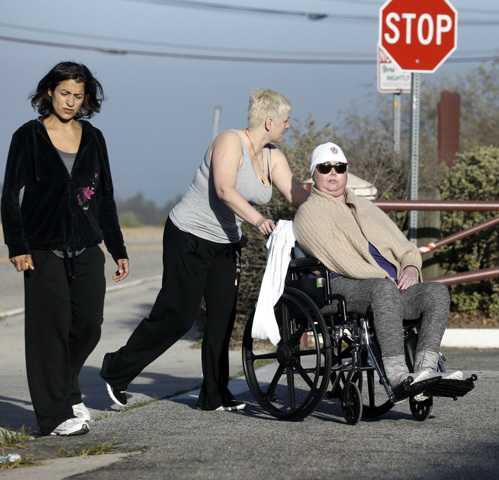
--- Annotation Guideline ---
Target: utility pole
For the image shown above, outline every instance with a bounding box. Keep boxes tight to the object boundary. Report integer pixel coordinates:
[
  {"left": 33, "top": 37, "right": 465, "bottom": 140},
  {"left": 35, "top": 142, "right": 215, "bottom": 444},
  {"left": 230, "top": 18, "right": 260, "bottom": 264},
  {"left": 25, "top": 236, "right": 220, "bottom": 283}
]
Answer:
[{"left": 212, "top": 105, "right": 222, "bottom": 140}]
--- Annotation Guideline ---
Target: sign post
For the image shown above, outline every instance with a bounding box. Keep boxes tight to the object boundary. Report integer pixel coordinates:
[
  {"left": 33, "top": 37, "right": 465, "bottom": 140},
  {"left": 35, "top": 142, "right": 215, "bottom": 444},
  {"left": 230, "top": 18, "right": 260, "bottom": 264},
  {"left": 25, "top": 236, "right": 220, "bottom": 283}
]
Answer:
[
  {"left": 379, "top": 0, "right": 458, "bottom": 243},
  {"left": 377, "top": 46, "right": 410, "bottom": 154},
  {"left": 409, "top": 73, "right": 421, "bottom": 240}
]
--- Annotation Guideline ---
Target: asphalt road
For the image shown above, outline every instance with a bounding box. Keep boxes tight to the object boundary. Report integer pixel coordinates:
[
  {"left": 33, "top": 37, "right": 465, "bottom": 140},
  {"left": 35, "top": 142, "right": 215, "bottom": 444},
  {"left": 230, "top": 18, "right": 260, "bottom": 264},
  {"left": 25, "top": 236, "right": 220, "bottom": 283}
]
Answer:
[
  {"left": 18, "top": 348, "right": 496, "bottom": 480},
  {"left": 1, "top": 229, "right": 498, "bottom": 479},
  {"left": 0, "top": 227, "right": 164, "bottom": 312}
]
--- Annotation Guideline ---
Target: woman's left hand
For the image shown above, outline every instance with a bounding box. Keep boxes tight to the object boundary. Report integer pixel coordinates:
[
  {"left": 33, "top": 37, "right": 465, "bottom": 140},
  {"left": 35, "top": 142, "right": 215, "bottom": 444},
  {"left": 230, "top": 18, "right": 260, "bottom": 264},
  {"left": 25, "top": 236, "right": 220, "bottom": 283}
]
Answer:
[
  {"left": 397, "top": 266, "right": 419, "bottom": 291},
  {"left": 113, "top": 259, "right": 129, "bottom": 283}
]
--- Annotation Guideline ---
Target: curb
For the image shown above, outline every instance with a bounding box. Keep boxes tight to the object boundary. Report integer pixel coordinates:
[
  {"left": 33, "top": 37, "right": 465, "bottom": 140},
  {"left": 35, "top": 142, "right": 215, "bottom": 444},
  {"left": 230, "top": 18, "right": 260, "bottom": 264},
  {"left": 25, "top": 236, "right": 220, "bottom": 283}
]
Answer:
[
  {"left": 442, "top": 328, "right": 499, "bottom": 349},
  {"left": 0, "top": 275, "right": 162, "bottom": 321}
]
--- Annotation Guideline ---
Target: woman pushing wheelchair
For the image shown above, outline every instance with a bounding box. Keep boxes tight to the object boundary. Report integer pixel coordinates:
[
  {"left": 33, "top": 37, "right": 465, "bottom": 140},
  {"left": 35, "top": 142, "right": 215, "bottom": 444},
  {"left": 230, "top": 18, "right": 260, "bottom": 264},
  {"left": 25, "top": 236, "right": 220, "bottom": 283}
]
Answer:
[{"left": 293, "top": 142, "right": 463, "bottom": 394}]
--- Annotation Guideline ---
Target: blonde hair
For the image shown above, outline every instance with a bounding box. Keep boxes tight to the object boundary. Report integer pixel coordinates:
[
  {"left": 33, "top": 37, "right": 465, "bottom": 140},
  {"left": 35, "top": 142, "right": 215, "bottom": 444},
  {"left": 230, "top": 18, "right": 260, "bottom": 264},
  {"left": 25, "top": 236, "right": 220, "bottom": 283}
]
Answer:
[{"left": 248, "top": 89, "right": 291, "bottom": 128}]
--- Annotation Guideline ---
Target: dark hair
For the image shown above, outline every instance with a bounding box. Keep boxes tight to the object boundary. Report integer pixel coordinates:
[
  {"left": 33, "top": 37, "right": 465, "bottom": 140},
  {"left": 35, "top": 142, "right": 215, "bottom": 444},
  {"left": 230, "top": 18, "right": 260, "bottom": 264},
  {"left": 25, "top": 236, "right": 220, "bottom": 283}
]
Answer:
[{"left": 30, "top": 61, "right": 104, "bottom": 119}]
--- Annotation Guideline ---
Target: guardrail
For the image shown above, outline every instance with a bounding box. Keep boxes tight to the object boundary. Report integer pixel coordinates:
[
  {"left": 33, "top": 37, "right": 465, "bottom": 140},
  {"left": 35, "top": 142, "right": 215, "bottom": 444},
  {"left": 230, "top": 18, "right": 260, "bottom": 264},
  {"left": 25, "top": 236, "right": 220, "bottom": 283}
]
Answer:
[{"left": 373, "top": 200, "right": 499, "bottom": 285}]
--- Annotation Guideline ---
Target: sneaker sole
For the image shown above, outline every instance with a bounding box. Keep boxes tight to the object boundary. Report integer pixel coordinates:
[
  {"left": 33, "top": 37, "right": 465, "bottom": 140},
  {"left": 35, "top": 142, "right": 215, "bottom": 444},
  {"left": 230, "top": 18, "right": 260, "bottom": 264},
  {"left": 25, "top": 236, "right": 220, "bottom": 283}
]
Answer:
[
  {"left": 214, "top": 403, "right": 246, "bottom": 412},
  {"left": 105, "top": 383, "right": 127, "bottom": 407},
  {"left": 50, "top": 423, "right": 89, "bottom": 436}
]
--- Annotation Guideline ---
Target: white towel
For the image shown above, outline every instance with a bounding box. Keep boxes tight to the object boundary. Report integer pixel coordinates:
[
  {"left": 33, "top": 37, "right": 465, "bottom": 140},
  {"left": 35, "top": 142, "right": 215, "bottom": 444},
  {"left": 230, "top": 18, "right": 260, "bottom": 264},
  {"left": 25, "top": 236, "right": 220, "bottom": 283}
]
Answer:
[{"left": 252, "top": 220, "right": 296, "bottom": 345}]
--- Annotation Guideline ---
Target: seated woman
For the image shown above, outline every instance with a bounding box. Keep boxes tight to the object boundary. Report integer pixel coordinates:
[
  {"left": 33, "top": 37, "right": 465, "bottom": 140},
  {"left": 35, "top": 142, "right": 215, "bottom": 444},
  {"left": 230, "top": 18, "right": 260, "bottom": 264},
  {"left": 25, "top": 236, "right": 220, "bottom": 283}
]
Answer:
[{"left": 293, "top": 142, "right": 462, "bottom": 390}]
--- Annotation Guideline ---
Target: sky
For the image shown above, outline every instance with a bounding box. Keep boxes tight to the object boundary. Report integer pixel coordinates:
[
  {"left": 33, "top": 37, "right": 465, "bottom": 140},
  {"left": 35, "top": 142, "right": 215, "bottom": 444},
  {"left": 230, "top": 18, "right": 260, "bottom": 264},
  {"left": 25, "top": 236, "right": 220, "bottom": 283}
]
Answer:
[{"left": 1, "top": 0, "right": 498, "bottom": 204}]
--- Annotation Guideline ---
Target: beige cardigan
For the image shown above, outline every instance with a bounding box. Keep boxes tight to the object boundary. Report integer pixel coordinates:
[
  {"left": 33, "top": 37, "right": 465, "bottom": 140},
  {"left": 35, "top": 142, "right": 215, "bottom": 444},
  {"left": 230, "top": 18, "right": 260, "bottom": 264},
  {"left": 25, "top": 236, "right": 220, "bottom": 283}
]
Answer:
[{"left": 293, "top": 187, "right": 422, "bottom": 281}]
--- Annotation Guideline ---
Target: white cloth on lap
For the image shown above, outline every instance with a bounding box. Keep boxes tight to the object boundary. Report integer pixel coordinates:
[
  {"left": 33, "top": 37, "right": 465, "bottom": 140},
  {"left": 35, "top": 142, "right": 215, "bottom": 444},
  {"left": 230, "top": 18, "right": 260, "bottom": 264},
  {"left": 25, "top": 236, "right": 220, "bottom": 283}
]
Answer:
[{"left": 252, "top": 220, "right": 296, "bottom": 345}]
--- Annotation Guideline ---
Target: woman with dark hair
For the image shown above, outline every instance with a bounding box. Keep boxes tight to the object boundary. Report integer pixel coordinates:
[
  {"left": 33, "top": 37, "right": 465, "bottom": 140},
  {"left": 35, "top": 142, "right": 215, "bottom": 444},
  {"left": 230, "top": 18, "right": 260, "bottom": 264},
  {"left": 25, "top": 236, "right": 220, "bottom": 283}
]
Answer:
[{"left": 1, "top": 61, "right": 129, "bottom": 436}]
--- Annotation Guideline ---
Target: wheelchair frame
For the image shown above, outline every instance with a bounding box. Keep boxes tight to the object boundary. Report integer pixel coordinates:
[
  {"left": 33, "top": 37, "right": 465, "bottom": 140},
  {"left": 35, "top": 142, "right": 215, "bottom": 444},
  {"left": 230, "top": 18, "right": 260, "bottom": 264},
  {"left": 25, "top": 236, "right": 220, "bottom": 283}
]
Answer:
[{"left": 242, "top": 253, "right": 476, "bottom": 424}]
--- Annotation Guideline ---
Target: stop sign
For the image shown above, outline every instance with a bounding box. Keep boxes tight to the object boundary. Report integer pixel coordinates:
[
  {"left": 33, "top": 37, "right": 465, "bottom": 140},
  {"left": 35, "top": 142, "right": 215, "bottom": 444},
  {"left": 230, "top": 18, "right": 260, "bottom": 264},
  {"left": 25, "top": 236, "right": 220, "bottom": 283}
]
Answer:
[{"left": 379, "top": 0, "right": 458, "bottom": 73}]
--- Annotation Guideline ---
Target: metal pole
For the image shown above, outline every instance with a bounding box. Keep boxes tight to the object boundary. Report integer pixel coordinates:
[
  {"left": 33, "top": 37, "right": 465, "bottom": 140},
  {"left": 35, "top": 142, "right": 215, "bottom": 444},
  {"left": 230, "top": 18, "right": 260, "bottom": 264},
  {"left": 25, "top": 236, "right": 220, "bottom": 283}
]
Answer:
[
  {"left": 408, "top": 73, "right": 421, "bottom": 243},
  {"left": 375, "top": 200, "right": 499, "bottom": 211},
  {"left": 393, "top": 92, "right": 401, "bottom": 154},
  {"left": 212, "top": 105, "right": 222, "bottom": 140}
]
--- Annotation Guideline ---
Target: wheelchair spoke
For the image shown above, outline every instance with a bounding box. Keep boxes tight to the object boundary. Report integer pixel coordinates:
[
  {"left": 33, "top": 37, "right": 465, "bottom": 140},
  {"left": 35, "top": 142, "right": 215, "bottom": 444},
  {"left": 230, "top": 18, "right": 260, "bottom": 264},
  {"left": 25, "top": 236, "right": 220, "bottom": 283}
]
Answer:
[
  {"left": 266, "top": 365, "right": 284, "bottom": 399},
  {"left": 287, "top": 370, "right": 296, "bottom": 409},
  {"left": 252, "top": 352, "right": 278, "bottom": 361},
  {"left": 297, "top": 365, "right": 315, "bottom": 389}
]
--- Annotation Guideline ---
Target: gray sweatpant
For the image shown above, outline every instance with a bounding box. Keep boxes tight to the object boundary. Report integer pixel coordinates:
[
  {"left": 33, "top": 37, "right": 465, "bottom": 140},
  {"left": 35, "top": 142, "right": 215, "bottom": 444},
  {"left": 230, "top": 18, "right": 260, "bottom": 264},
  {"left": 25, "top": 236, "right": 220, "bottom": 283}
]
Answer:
[{"left": 330, "top": 277, "right": 449, "bottom": 357}]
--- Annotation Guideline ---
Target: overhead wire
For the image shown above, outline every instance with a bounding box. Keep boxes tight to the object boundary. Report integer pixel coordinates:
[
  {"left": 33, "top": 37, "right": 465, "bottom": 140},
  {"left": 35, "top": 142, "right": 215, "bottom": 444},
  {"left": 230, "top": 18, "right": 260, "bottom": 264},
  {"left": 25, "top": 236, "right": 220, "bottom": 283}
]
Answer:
[
  {"left": 0, "top": 34, "right": 497, "bottom": 65},
  {"left": 0, "top": 21, "right": 373, "bottom": 57},
  {"left": 1, "top": 21, "right": 498, "bottom": 60},
  {"left": 320, "top": 0, "right": 499, "bottom": 15},
  {"left": 124, "top": 0, "right": 499, "bottom": 25}
]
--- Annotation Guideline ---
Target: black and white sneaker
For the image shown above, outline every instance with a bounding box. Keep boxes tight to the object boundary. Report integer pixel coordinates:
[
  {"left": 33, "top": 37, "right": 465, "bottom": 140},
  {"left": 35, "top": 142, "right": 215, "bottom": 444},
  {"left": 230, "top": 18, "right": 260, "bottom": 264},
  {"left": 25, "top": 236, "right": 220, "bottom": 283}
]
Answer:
[
  {"left": 50, "top": 418, "right": 89, "bottom": 436},
  {"left": 215, "top": 400, "right": 246, "bottom": 412},
  {"left": 105, "top": 382, "right": 128, "bottom": 407}
]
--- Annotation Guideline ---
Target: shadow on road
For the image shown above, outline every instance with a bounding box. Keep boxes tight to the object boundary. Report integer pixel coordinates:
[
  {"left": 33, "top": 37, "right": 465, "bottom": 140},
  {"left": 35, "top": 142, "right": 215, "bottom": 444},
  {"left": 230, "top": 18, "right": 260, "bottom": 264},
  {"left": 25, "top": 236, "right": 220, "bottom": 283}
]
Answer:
[{"left": 0, "top": 365, "right": 204, "bottom": 433}]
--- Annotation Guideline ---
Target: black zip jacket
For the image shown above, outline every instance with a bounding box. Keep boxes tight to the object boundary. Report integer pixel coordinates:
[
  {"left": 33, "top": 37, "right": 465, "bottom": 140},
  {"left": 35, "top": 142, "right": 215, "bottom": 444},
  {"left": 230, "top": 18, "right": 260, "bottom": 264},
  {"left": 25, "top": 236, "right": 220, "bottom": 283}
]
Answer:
[{"left": 1, "top": 119, "right": 127, "bottom": 261}]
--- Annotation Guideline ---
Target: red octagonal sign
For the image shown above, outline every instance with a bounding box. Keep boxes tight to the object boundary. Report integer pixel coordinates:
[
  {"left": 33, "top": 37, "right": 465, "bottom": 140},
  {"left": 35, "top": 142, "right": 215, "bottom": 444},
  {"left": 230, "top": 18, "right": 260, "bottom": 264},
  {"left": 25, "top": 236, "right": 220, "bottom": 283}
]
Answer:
[{"left": 379, "top": 0, "right": 458, "bottom": 73}]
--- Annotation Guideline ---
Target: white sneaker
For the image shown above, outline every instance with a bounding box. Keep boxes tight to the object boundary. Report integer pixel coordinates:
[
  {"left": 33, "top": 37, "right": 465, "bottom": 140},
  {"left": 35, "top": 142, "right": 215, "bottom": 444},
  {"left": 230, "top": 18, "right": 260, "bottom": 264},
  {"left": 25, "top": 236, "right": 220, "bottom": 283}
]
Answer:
[
  {"left": 442, "top": 370, "right": 464, "bottom": 381},
  {"left": 72, "top": 402, "right": 91, "bottom": 422},
  {"left": 50, "top": 418, "right": 89, "bottom": 436},
  {"left": 413, "top": 369, "right": 464, "bottom": 401}
]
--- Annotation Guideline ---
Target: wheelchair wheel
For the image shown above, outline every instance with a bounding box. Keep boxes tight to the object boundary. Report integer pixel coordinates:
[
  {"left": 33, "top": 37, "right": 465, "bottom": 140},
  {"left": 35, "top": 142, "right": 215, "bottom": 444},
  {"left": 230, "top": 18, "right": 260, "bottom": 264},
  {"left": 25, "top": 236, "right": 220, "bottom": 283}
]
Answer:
[
  {"left": 242, "top": 287, "right": 332, "bottom": 420},
  {"left": 409, "top": 396, "right": 433, "bottom": 421},
  {"left": 331, "top": 370, "right": 393, "bottom": 420},
  {"left": 341, "top": 382, "right": 362, "bottom": 425}
]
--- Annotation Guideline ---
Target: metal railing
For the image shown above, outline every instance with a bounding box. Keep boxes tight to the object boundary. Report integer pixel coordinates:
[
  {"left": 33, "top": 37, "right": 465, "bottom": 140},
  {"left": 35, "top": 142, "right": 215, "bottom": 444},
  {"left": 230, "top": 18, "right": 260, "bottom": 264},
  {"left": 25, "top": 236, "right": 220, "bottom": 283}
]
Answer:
[{"left": 373, "top": 200, "right": 499, "bottom": 285}]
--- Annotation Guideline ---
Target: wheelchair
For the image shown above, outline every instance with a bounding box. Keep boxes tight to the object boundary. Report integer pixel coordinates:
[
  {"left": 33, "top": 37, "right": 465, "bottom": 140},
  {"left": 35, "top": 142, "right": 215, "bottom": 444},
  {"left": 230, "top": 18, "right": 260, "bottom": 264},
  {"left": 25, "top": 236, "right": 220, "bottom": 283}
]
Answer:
[{"left": 242, "top": 247, "right": 477, "bottom": 424}]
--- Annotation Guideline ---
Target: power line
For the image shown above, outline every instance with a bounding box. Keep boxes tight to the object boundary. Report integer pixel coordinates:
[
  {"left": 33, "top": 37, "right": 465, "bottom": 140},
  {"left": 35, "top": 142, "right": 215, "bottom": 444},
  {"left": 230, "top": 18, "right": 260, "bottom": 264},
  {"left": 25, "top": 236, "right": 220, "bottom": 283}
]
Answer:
[
  {"left": 1, "top": 34, "right": 497, "bottom": 65},
  {"left": 125, "top": 0, "right": 499, "bottom": 25},
  {"left": 1, "top": 21, "right": 498, "bottom": 59},
  {"left": 321, "top": 0, "right": 499, "bottom": 15},
  {"left": 126, "top": 0, "right": 332, "bottom": 21},
  {"left": 0, "top": 21, "right": 372, "bottom": 57}
]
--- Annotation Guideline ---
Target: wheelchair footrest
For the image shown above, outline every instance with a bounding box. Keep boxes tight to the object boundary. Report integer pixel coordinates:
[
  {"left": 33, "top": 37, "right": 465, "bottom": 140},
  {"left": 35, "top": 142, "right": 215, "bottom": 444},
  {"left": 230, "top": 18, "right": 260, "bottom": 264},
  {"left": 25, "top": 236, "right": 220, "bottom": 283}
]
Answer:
[
  {"left": 392, "top": 376, "right": 441, "bottom": 403},
  {"left": 423, "top": 375, "right": 477, "bottom": 399}
]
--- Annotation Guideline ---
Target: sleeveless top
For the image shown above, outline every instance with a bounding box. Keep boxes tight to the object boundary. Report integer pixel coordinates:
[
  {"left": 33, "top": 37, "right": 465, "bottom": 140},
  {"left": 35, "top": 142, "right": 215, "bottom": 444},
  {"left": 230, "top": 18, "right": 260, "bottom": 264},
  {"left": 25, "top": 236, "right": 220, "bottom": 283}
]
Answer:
[{"left": 169, "top": 131, "right": 273, "bottom": 243}]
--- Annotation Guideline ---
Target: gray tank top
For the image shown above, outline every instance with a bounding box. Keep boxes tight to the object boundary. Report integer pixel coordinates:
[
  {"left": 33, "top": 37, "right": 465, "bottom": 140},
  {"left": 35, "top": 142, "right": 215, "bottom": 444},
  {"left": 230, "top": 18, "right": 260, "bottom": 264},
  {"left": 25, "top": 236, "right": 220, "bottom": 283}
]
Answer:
[
  {"left": 52, "top": 148, "right": 85, "bottom": 258},
  {"left": 169, "top": 131, "right": 273, "bottom": 243}
]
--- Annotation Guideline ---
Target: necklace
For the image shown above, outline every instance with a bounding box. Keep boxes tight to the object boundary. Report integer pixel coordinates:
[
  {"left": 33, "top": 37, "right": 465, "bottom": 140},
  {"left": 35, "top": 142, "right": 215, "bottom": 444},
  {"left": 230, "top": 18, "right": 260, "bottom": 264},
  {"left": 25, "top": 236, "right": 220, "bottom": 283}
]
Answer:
[{"left": 245, "top": 129, "right": 267, "bottom": 185}]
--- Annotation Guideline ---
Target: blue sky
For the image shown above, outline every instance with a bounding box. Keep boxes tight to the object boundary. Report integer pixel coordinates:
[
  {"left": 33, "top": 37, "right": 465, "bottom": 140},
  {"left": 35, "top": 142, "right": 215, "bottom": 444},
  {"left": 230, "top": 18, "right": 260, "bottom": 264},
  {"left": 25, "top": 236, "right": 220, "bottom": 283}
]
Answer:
[{"left": 1, "top": 0, "right": 498, "bottom": 203}]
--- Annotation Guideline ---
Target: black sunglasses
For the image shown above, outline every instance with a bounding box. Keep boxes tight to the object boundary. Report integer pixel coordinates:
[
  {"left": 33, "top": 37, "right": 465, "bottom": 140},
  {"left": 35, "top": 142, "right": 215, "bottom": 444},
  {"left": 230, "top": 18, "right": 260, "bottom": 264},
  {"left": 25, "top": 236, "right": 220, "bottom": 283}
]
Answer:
[{"left": 316, "top": 162, "right": 348, "bottom": 174}]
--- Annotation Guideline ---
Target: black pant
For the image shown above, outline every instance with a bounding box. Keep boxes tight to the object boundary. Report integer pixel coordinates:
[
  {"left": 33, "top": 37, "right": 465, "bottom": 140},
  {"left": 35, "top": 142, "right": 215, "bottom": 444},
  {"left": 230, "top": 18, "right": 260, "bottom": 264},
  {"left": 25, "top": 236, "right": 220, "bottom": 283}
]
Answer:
[
  {"left": 24, "top": 247, "right": 106, "bottom": 435},
  {"left": 101, "top": 219, "right": 238, "bottom": 410}
]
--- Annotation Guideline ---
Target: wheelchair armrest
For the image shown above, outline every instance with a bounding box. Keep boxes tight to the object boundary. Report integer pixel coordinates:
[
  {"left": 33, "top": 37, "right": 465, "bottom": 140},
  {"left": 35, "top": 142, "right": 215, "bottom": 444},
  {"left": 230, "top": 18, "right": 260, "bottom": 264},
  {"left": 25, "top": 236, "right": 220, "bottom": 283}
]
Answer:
[{"left": 288, "top": 256, "right": 323, "bottom": 269}]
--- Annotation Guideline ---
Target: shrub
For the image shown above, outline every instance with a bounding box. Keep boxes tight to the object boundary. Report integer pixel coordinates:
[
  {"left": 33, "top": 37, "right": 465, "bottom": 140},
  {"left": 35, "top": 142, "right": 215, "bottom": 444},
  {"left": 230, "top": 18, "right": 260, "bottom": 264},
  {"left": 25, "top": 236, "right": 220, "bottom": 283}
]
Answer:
[{"left": 436, "top": 146, "right": 499, "bottom": 316}]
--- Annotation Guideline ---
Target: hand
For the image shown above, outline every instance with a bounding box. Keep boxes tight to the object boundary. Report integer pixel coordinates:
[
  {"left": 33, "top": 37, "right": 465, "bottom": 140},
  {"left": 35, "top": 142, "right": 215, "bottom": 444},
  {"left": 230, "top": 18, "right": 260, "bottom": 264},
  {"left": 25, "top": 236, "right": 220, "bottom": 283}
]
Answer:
[
  {"left": 113, "top": 259, "right": 129, "bottom": 283},
  {"left": 302, "top": 181, "right": 313, "bottom": 194},
  {"left": 397, "top": 266, "right": 419, "bottom": 291},
  {"left": 9, "top": 254, "right": 34, "bottom": 272},
  {"left": 255, "top": 217, "right": 276, "bottom": 236}
]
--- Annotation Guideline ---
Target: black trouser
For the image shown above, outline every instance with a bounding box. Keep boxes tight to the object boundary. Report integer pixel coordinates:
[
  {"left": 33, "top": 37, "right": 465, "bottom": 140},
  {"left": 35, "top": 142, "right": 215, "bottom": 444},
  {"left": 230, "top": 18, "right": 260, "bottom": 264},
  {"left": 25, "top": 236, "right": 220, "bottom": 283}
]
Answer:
[
  {"left": 101, "top": 219, "right": 238, "bottom": 410},
  {"left": 24, "top": 247, "right": 106, "bottom": 435}
]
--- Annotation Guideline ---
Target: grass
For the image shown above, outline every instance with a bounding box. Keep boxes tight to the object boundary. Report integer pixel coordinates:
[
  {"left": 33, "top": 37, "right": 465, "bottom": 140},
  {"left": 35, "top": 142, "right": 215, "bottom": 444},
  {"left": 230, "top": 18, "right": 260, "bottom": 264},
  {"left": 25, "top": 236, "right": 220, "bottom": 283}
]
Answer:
[
  {"left": 0, "top": 427, "right": 37, "bottom": 470},
  {"left": 0, "top": 427, "right": 33, "bottom": 448},
  {"left": 0, "top": 453, "right": 38, "bottom": 470},
  {"left": 57, "top": 442, "right": 115, "bottom": 458},
  {"left": 123, "top": 396, "right": 160, "bottom": 412}
]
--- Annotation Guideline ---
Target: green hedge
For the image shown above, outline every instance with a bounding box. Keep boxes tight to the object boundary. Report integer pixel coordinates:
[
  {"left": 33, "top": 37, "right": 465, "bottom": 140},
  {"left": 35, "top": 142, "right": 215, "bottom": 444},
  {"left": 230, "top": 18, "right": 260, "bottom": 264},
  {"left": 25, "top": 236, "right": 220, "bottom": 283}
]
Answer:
[{"left": 436, "top": 146, "right": 499, "bottom": 316}]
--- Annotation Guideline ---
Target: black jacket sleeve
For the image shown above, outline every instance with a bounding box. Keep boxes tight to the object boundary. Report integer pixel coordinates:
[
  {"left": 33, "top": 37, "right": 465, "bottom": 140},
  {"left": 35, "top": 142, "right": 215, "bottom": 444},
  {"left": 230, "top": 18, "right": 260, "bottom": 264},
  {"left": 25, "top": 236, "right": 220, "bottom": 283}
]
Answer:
[
  {"left": 94, "top": 129, "right": 128, "bottom": 262},
  {"left": 1, "top": 130, "right": 30, "bottom": 257}
]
